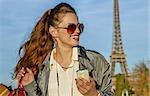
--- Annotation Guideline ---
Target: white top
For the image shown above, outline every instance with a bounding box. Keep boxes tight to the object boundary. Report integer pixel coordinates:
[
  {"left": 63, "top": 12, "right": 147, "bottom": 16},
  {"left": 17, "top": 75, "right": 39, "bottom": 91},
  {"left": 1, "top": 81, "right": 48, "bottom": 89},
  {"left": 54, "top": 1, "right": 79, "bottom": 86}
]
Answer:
[{"left": 48, "top": 47, "right": 83, "bottom": 96}]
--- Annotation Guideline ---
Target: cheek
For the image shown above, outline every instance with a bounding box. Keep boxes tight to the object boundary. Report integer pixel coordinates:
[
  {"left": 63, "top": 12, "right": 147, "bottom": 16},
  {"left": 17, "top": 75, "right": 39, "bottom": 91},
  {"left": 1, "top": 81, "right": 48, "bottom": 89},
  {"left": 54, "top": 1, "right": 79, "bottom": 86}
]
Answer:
[
  {"left": 58, "top": 29, "right": 79, "bottom": 43},
  {"left": 58, "top": 31, "right": 71, "bottom": 41},
  {"left": 58, "top": 29, "right": 67, "bottom": 37}
]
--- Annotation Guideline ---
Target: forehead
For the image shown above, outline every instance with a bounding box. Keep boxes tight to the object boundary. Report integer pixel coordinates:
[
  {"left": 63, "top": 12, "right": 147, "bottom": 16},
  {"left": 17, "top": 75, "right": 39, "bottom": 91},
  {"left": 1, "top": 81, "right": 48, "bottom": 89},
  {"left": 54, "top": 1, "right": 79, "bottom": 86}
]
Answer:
[{"left": 59, "top": 13, "right": 78, "bottom": 25}]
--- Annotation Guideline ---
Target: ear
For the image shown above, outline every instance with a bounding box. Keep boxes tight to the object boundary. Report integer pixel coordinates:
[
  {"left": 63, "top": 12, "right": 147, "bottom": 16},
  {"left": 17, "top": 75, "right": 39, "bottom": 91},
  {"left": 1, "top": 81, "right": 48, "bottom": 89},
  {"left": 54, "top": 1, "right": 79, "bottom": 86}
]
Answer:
[{"left": 49, "top": 26, "right": 59, "bottom": 38}]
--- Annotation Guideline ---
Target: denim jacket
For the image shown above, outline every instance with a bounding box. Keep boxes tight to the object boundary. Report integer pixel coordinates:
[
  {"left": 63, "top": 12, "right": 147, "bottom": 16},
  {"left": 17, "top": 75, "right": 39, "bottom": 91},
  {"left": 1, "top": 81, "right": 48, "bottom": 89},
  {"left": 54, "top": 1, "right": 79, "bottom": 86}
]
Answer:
[{"left": 24, "top": 46, "right": 114, "bottom": 96}]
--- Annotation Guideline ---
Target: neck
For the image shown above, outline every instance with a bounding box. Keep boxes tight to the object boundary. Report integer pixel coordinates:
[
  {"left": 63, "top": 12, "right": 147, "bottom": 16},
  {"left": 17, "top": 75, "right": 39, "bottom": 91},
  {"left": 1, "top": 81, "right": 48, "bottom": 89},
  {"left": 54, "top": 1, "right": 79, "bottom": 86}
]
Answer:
[{"left": 55, "top": 46, "right": 73, "bottom": 68}]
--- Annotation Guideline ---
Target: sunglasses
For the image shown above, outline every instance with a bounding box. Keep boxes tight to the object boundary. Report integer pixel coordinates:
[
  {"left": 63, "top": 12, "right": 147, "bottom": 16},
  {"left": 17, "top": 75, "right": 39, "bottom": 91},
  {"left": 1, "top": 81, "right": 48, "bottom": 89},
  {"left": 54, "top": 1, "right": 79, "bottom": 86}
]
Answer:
[{"left": 56, "top": 23, "right": 84, "bottom": 34}]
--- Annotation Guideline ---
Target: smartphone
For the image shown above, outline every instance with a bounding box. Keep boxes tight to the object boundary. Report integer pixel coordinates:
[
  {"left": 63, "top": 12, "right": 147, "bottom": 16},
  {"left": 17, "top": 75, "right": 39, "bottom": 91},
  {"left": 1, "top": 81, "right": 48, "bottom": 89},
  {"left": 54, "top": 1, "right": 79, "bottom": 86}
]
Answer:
[{"left": 76, "top": 69, "right": 90, "bottom": 82}]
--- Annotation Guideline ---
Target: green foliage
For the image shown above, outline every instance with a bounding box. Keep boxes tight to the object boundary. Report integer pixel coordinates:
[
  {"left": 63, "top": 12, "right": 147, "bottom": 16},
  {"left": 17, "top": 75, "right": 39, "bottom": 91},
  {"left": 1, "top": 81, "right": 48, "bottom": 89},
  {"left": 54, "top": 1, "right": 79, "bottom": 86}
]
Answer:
[{"left": 115, "top": 74, "right": 131, "bottom": 96}]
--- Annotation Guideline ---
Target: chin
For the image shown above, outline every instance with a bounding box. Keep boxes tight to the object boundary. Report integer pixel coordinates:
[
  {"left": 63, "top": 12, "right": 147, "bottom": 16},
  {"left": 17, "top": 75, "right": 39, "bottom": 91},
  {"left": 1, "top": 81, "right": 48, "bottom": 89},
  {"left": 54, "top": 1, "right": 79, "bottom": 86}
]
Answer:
[{"left": 70, "top": 42, "right": 79, "bottom": 47}]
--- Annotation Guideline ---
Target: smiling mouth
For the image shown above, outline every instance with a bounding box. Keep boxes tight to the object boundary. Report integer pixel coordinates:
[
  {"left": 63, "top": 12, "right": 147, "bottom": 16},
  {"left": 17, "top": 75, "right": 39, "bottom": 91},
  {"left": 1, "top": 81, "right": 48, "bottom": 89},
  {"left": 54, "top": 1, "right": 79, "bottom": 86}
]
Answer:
[
  {"left": 72, "top": 36, "right": 79, "bottom": 41},
  {"left": 73, "top": 37, "right": 79, "bottom": 41}
]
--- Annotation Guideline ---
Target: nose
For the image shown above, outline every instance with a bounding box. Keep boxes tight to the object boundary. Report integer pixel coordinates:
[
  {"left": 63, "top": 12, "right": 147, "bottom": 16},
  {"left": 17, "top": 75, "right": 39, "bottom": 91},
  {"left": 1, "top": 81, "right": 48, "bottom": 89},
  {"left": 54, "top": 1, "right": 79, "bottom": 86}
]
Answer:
[{"left": 74, "top": 26, "right": 80, "bottom": 34}]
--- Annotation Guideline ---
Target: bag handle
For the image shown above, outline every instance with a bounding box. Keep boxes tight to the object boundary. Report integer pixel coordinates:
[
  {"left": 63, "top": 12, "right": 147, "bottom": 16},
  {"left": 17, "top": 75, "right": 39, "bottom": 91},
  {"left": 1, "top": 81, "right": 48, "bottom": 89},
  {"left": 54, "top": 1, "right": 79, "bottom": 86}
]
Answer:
[{"left": 8, "top": 79, "right": 26, "bottom": 96}]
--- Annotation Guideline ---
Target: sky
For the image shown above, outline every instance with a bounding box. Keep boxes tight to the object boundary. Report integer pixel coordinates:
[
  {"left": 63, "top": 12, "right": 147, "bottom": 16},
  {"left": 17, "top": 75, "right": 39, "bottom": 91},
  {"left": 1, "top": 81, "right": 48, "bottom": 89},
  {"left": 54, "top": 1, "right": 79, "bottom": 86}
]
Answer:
[{"left": 0, "top": 0, "right": 149, "bottom": 86}]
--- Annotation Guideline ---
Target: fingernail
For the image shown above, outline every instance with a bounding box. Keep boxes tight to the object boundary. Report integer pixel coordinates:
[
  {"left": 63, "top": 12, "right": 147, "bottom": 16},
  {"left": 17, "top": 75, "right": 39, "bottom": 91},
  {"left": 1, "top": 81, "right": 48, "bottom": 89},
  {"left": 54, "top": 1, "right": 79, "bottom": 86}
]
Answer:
[{"left": 26, "top": 67, "right": 28, "bottom": 69}]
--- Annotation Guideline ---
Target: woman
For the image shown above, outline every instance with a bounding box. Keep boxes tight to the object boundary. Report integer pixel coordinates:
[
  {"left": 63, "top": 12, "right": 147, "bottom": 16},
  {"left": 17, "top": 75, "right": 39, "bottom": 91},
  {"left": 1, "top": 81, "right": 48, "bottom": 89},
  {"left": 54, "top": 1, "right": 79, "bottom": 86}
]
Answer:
[{"left": 15, "top": 2, "right": 114, "bottom": 96}]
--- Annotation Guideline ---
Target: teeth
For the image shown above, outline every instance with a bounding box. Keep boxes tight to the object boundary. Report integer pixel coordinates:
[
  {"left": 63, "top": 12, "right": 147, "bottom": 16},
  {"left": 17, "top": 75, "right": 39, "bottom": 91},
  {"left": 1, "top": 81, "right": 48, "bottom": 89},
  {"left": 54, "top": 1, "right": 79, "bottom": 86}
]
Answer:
[
  {"left": 73, "top": 37, "right": 79, "bottom": 41},
  {"left": 72, "top": 35, "right": 79, "bottom": 41},
  {"left": 73, "top": 36, "right": 79, "bottom": 38},
  {"left": 73, "top": 36, "right": 78, "bottom": 39}
]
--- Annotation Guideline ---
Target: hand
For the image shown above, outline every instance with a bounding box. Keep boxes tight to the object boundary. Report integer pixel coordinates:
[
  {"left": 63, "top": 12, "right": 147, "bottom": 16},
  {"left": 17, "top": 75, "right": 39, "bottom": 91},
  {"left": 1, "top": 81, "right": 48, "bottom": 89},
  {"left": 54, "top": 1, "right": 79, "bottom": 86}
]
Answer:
[
  {"left": 75, "top": 77, "right": 99, "bottom": 96},
  {"left": 16, "top": 67, "right": 34, "bottom": 86}
]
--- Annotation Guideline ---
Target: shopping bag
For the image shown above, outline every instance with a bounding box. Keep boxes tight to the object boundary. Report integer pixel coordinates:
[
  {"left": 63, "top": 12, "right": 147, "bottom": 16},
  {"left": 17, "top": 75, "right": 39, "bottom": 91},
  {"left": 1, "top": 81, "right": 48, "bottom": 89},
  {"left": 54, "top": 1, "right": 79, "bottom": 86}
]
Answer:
[
  {"left": 8, "top": 79, "right": 27, "bottom": 96},
  {"left": 0, "top": 83, "right": 11, "bottom": 96}
]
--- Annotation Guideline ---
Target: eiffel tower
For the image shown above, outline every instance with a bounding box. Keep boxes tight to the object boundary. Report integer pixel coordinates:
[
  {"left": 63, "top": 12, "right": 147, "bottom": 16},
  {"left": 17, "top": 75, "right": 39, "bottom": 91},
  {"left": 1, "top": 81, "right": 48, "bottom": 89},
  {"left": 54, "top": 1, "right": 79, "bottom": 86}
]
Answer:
[{"left": 110, "top": 0, "right": 128, "bottom": 76}]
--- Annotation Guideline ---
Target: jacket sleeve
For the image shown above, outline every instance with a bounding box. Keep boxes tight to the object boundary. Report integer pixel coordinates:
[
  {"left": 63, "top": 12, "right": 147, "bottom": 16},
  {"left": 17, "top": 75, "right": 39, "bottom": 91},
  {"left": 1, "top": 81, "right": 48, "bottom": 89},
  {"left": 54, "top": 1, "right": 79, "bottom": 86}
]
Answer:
[
  {"left": 86, "top": 50, "right": 114, "bottom": 96},
  {"left": 95, "top": 53, "right": 114, "bottom": 96},
  {"left": 24, "top": 80, "right": 37, "bottom": 96},
  {"left": 24, "top": 79, "right": 42, "bottom": 96}
]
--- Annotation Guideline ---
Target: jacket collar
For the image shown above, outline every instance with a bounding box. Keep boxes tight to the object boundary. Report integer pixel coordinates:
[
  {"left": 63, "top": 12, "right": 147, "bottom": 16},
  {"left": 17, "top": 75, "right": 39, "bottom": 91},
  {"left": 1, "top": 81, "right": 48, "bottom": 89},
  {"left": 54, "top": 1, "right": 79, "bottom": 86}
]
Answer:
[
  {"left": 78, "top": 46, "right": 94, "bottom": 72},
  {"left": 39, "top": 45, "right": 93, "bottom": 72}
]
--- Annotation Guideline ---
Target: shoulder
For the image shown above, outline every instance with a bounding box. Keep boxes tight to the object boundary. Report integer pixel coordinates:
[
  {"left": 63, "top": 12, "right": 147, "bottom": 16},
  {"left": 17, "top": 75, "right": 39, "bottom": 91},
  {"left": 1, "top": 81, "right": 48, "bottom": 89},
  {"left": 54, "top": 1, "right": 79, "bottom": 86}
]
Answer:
[
  {"left": 78, "top": 46, "right": 107, "bottom": 61},
  {"left": 86, "top": 49, "right": 106, "bottom": 60},
  {"left": 87, "top": 50, "right": 109, "bottom": 66},
  {"left": 78, "top": 45, "right": 110, "bottom": 67}
]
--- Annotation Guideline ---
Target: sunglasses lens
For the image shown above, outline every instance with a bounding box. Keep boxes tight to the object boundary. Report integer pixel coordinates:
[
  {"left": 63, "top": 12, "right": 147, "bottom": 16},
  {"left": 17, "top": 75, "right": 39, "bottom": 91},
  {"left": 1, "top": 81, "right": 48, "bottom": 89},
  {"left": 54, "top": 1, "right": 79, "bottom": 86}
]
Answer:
[
  {"left": 67, "top": 24, "right": 76, "bottom": 34},
  {"left": 79, "top": 24, "right": 84, "bottom": 33},
  {"left": 67, "top": 23, "right": 84, "bottom": 34}
]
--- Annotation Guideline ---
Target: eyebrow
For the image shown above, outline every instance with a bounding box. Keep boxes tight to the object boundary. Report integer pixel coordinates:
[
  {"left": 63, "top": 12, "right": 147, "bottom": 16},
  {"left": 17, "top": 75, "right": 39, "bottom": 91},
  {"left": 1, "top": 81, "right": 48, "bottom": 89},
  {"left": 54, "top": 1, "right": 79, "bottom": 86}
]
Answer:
[{"left": 65, "top": 22, "right": 79, "bottom": 26}]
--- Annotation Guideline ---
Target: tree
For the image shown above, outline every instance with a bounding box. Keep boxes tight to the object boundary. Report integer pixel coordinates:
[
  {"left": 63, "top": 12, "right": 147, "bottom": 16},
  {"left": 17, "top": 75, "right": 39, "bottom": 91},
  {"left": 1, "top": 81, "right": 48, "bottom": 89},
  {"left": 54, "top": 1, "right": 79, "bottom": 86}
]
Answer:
[
  {"left": 115, "top": 74, "right": 131, "bottom": 96},
  {"left": 132, "top": 61, "right": 149, "bottom": 96}
]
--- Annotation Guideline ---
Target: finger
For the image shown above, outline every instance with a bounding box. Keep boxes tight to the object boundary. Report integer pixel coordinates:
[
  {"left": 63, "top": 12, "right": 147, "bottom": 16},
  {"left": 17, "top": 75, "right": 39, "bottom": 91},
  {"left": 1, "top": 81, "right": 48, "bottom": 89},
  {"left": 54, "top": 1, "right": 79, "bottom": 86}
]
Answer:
[
  {"left": 16, "top": 75, "right": 22, "bottom": 80},
  {"left": 78, "top": 78, "right": 91, "bottom": 88},
  {"left": 81, "top": 78, "right": 95, "bottom": 90},
  {"left": 19, "top": 73, "right": 25, "bottom": 77},
  {"left": 16, "top": 73, "right": 24, "bottom": 81},
  {"left": 16, "top": 67, "right": 27, "bottom": 80},
  {"left": 90, "top": 78, "right": 96, "bottom": 86},
  {"left": 76, "top": 79, "right": 84, "bottom": 86},
  {"left": 20, "top": 67, "right": 26, "bottom": 74},
  {"left": 22, "top": 73, "right": 29, "bottom": 81},
  {"left": 80, "top": 78, "right": 89, "bottom": 83},
  {"left": 76, "top": 79, "right": 89, "bottom": 93},
  {"left": 17, "top": 71, "right": 25, "bottom": 77},
  {"left": 26, "top": 67, "right": 33, "bottom": 74},
  {"left": 16, "top": 68, "right": 25, "bottom": 78},
  {"left": 77, "top": 87, "right": 87, "bottom": 94},
  {"left": 76, "top": 82, "right": 88, "bottom": 94}
]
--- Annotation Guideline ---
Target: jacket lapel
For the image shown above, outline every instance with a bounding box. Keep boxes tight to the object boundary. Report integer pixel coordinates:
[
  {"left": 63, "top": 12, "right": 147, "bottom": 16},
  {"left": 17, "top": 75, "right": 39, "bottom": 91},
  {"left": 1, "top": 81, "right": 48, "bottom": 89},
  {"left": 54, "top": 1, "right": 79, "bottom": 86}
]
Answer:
[{"left": 78, "top": 46, "right": 94, "bottom": 73}]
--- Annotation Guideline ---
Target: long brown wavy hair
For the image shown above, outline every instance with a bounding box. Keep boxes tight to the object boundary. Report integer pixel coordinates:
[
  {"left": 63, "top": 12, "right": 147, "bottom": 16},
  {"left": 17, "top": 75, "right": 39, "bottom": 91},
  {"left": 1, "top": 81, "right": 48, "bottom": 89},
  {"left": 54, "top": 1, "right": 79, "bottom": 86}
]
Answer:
[{"left": 15, "top": 2, "right": 77, "bottom": 76}]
